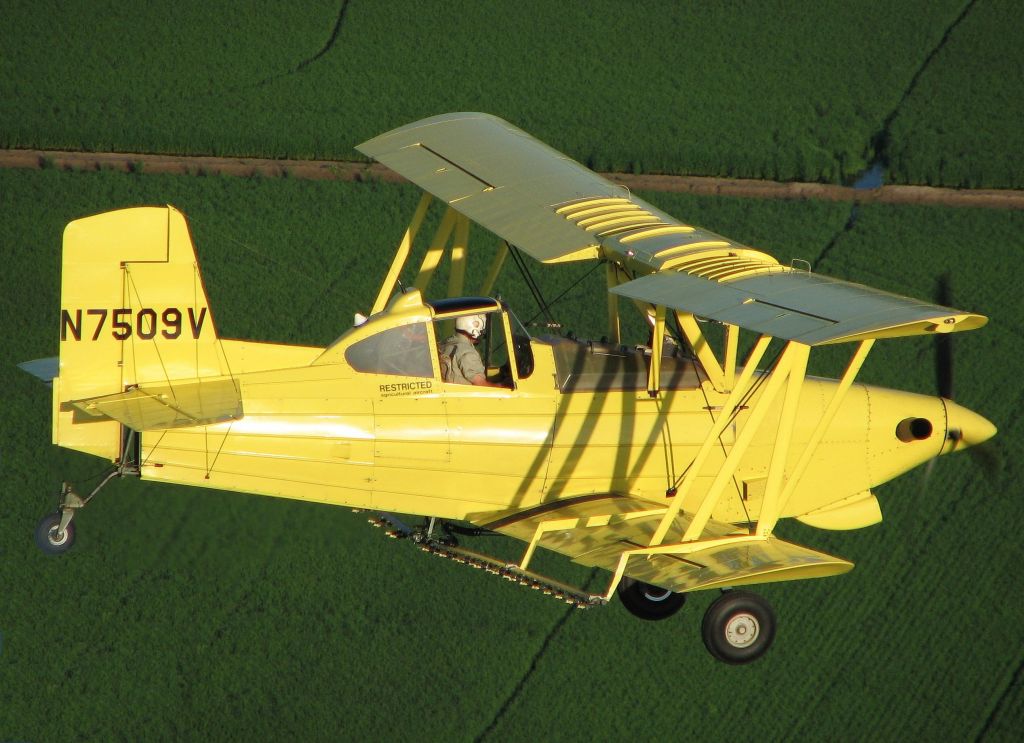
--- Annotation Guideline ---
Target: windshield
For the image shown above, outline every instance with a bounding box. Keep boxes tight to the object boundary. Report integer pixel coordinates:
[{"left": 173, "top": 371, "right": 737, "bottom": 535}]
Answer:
[{"left": 504, "top": 306, "right": 534, "bottom": 379}]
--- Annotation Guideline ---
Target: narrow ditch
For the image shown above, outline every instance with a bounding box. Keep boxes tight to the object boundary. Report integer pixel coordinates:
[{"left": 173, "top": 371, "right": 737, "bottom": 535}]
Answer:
[
  {"left": 3, "top": 148, "right": 1021, "bottom": 210},
  {"left": 858, "top": 0, "right": 978, "bottom": 188},
  {"left": 474, "top": 569, "right": 599, "bottom": 742}
]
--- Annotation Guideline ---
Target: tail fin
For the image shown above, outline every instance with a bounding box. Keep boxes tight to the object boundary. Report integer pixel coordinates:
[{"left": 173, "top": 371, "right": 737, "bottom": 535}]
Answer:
[{"left": 55, "top": 206, "right": 231, "bottom": 459}]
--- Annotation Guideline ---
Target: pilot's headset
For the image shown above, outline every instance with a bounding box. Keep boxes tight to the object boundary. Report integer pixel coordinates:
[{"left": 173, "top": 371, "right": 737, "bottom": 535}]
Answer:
[{"left": 456, "top": 314, "right": 487, "bottom": 339}]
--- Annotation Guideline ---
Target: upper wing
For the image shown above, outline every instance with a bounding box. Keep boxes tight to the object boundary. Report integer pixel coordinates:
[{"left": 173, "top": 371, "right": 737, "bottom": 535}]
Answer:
[
  {"left": 67, "top": 378, "right": 242, "bottom": 431},
  {"left": 609, "top": 269, "right": 987, "bottom": 345},
  {"left": 358, "top": 112, "right": 986, "bottom": 344},
  {"left": 358, "top": 112, "right": 681, "bottom": 264},
  {"left": 468, "top": 495, "right": 852, "bottom": 594}
]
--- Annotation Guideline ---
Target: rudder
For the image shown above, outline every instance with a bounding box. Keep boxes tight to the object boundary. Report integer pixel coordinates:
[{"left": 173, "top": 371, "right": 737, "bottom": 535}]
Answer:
[{"left": 55, "top": 206, "right": 230, "bottom": 459}]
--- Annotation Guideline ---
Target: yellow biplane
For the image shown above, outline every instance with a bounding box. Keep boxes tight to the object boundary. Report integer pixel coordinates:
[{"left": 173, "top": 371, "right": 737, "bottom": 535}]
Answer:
[{"left": 27, "top": 113, "right": 996, "bottom": 663}]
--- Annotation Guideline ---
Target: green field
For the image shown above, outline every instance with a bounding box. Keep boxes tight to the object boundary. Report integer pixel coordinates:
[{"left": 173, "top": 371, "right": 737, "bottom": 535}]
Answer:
[
  {"left": 1, "top": 168, "right": 1022, "bottom": 740},
  {"left": 3, "top": 1, "right": 1021, "bottom": 188},
  {"left": 886, "top": 0, "right": 1024, "bottom": 188}
]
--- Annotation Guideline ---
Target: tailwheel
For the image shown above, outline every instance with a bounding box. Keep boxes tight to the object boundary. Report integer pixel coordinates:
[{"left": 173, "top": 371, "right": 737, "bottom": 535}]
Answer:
[
  {"left": 35, "top": 513, "right": 76, "bottom": 555},
  {"left": 617, "top": 577, "right": 687, "bottom": 621},
  {"left": 33, "top": 467, "right": 128, "bottom": 556},
  {"left": 701, "top": 590, "right": 776, "bottom": 664}
]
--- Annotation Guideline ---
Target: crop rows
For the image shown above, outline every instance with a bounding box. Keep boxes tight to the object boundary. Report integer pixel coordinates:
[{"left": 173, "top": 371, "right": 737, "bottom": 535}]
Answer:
[
  {"left": 3, "top": 1, "right": 1021, "bottom": 189},
  {"left": 1, "top": 168, "right": 1021, "bottom": 740},
  {"left": 887, "top": 0, "right": 1024, "bottom": 189}
]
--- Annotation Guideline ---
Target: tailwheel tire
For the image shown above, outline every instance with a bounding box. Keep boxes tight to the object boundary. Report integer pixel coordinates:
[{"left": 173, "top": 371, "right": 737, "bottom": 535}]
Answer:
[
  {"left": 617, "top": 577, "right": 687, "bottom": 621},
  {"left": 35, "top": 513, "right": 76, "bottom": 555},
  {"left": 701, "top": 590, "right": 776, "bottom": 664}
]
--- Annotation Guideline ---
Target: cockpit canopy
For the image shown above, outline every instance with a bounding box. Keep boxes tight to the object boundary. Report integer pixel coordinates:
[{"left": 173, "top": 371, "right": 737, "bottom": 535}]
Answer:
[{"left": 548, "top": 338, "right": 700, "bottom": 393}]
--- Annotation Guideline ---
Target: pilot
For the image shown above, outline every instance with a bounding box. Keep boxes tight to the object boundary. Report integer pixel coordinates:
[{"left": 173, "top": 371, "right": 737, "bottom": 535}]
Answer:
[{"left": 438, "top": 314, "right": 500, "bottom": 387}]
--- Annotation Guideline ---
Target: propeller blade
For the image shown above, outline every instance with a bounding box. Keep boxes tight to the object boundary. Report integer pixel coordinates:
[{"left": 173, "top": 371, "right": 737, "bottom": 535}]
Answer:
[{"left": 919, "top": 456, "right": 937, "bottom": 496}]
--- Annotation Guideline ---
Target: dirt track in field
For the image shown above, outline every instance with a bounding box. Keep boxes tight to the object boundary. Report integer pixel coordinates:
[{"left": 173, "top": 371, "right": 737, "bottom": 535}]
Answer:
[{"left": 2, "top": 147, "right": 1022, "bottom": 210}]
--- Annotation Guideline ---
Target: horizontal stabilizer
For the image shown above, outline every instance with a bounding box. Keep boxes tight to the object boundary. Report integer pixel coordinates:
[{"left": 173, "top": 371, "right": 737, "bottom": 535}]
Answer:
[
  {"left": 18, "top": 357, "right": 59, "bottom": 386},
  {"left": 68, "top": 378, "right": 242, "bottom": 431}
]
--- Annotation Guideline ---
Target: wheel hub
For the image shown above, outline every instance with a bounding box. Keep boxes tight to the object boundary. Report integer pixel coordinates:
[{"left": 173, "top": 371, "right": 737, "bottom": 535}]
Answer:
[
  {"left": 643, "top": 587, "right": 672, "bottom": 602},
  {"left": 48, "top": 526, "right": 69, "bottom": 547},
  {"left": 724, "top": 612, "right": 760, "bottom": 648}
]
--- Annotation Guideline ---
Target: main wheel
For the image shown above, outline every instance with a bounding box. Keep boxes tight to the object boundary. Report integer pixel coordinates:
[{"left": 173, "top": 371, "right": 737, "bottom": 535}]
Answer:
[
  {"left": 701, "top": 590, "right": 776, "bottom": 664},
  {"left": 617, "top": 577, "right": 687, "bottom": 620},
  {"left": 35, "top": 513, "right": 76, "bottom": 555}
]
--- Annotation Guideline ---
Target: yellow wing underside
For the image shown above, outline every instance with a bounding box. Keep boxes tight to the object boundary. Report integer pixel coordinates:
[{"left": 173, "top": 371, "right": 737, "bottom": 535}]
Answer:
[{"left": 469, "top": 495, "right": 852, "bottom": 594}]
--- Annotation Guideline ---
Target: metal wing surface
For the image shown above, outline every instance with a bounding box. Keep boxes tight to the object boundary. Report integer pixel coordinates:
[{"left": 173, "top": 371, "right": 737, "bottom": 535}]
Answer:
[
  {"left": 610, "top": 270, "right": 987, "bottom": 345},
  {"left": 68, "top": 378, "right": 242, "bottom": 431},
  {"left": 359, "top": 112, "right": 986, "bottom": 344},
  {"left": 358, "top": 112, "right": 697, "bottom": 264},
  {"left": 470, "top": 496, "right": 852, "bottom": 593}
]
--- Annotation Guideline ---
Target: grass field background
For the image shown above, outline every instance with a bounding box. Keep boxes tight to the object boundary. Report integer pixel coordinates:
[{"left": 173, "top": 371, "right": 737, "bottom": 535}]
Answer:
[
  {"left": 885, "top": 0, "right": 1024, "bottom": 188},
  {"left": 1, "top": 168, "right": 1021, "bottom": 740},
  {"left": 2, "top": 0, "right": 1022, "bottom": 188}
]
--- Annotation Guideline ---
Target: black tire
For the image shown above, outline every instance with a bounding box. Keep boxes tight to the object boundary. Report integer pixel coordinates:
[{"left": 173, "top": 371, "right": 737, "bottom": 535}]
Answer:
[
  {"left": 35, "top": 513, "right": 76, "bottom": 555},
  {"left": 617, "top": 577, "right": 687, "bottom": 620},
  {"left": 701, "top": 590, "right": 776, "bottom": 664}
]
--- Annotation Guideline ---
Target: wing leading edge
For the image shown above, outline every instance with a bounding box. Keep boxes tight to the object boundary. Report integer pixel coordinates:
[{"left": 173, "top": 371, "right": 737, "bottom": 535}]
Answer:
[{"left": 610, "top": 269, "right": 987, "bottom": 345}]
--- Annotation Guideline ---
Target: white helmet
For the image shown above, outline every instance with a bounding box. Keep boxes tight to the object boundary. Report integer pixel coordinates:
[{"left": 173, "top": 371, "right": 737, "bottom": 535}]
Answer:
[{"left": 456, "top": 314, "right": 487, "bottom": 339}]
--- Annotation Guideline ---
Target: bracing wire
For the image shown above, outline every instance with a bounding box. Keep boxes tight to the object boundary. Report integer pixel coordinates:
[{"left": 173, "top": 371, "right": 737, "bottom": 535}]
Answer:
[
  {"left": 675, "top": 315, "right": 752, "bottom": 524},
  {"left": 668, "top": 336, "right": 783, "bottom": 503},
  {"left": 505, "top": 242, "right": 557, "bottom": 326},
  {"left": 524, "top": 259, "right": 606, "bottom": 328}
]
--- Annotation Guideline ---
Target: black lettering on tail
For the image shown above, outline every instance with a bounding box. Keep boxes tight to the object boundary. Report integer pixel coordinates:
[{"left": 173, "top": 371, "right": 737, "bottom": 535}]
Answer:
[
  {"left": 188, "top": 307, "right": 208, "bottom": 339},
  {"left": 61, "top": 309, "right": 82, "bottom": 341},
  {"left": 87, "top": 308, "right": 108, "bottom": 340}
]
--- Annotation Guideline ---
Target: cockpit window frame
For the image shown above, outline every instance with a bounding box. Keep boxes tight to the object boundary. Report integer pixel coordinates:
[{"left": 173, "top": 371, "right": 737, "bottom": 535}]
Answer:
[
  {"left": 344, "top": 319, "right": 438, "bottom": 379},
  {"left": 432, "top": 301, "right": 533, "bottom": 389}
]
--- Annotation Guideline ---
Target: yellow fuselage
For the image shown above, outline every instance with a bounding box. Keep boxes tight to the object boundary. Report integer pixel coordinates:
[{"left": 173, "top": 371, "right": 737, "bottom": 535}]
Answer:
[
  {"left": 50, "top": 206, "right": 993, "bottom": 533},
  {"left": 126, "top": 331, "right": 975, "bottom": 532}
]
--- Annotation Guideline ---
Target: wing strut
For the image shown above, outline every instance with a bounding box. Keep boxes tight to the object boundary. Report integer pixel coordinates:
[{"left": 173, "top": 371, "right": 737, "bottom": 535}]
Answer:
[
  {"left": 413, "top": 207, "right": 457, "bottom": 292},
  {"left": 679, "top": 341, "right": 809, "bottom": 543},
  {"left": 649, "top": 335, "right": 772, "bottom": 546},
  {"left": 768, "top": 339, "right": 875, "bottom": 530},
  {"left": 479, "top": 243, "right": 507, "bottom": 296},
  {"left": 605, "top": 262, "right": 622, "bottom": 345},
  {"left": 647, "top": 305, "right": 666, "bottom": 397},
  {"left": 372, "top": 192, "right": 432, "bottom": 313},
  {"left": 723, "top": 323, "right": 740, "bottom": 389},
  {"left": 755, "top": 342, "right": 810, "bottom": 536},
  {"left": 648, "top": 338, "right": 873, "bottom": 545},
  {"left": 676, "top": 312, "right": 726, "bottom": 391}
]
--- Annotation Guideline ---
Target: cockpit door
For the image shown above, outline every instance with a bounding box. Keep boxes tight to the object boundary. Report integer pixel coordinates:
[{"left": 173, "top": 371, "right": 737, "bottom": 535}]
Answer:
[{"left": 438, "top": 309, "right": 553, "bottom": 512}]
